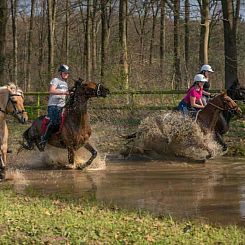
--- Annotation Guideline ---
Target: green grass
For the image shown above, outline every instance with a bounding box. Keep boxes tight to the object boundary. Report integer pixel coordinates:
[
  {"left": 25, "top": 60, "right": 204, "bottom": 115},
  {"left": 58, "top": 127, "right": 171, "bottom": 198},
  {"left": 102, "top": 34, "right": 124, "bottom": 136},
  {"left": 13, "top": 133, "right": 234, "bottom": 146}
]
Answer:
[
  {"left": 0, "top": 186, "right": 244, "bottom": 244},
  {"left": 225, "top": 119, "right": 245, "bottom": 156}
]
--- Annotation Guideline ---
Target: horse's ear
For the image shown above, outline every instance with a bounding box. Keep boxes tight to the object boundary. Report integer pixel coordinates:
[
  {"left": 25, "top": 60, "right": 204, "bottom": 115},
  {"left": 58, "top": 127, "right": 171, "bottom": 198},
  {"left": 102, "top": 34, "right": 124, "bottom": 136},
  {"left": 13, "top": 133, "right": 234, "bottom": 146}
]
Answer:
[
  {"left": 221, "top": 91, "right": 227, "bottom": 97},
  {"left": 234, "top": 78, "right": 240, "bottom": 86},
  {"left": 78, "top": 77, "right": 85, "bottom": 83}
]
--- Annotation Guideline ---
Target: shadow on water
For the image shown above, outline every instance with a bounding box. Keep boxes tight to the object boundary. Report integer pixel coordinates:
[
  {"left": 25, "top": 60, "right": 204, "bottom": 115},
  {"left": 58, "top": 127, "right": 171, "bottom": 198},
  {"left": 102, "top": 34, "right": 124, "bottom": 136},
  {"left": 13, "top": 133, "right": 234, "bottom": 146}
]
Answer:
[{"left": 2, "top": 157, "right": 245, "bottom": 227}]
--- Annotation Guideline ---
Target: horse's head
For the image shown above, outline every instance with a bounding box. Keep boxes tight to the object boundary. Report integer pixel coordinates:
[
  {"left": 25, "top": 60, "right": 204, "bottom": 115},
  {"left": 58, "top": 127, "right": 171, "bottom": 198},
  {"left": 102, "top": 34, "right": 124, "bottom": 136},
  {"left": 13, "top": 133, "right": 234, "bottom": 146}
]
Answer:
[
  {"left": 6, "top": 85, "right": 28, "bottom": 124},
  {"left": 74, "top": 78, "right": 110, "bottom": 98},
  {"left": 210, "top": 92, "right": 242, "bottom": 116},
  {"left": 227, "top": 79, "right": 245, "bottom": 102}
]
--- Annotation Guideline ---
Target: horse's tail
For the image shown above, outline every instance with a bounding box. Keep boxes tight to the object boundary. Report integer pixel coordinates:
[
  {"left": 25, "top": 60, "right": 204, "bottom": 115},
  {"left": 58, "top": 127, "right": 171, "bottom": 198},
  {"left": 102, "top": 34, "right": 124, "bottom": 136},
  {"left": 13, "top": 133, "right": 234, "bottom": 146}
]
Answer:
[{"left": 17, "top": 128, "right": 34, "bottom": 153}]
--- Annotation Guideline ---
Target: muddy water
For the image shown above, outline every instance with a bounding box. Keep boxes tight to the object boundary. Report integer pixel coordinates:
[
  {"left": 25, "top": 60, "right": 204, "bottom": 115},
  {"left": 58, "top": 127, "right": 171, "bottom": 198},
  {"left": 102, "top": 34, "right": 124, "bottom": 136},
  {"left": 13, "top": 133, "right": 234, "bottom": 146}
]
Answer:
[{"left": 4, "top": 157, "right": 245, "bottom": 226}]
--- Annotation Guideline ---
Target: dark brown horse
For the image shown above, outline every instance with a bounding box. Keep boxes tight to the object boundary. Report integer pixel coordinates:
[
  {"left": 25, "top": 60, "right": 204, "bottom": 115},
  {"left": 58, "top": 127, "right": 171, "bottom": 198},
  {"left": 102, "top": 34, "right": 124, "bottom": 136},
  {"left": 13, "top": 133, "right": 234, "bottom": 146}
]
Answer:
[
  {"left": 214, "top": 79, "right": 245, "bottom": 150},
  {"left": 20, "top": 79, "right": 109, "bottom": 170}
]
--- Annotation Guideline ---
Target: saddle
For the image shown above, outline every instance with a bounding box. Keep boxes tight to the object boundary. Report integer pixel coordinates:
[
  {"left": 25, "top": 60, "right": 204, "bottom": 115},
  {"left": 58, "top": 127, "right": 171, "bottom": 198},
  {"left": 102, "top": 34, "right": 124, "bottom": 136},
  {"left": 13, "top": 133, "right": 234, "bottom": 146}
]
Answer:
[{"left": 39, "top": 110, "right": 68, "bottom": 136}]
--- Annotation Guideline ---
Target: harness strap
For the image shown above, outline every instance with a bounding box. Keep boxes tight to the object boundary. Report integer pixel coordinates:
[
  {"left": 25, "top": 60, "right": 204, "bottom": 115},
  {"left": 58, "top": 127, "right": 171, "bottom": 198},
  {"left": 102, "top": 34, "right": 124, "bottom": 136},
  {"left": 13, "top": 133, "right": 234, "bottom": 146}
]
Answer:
[
  {"left": 194, "top": 110, "right": 201, "bottom": 122},
  {"left": 208, "top": 102, "right": 225, "bottom": 111},
  {"left": 0, "top": 108, "right": 8, "bottom": 114}
]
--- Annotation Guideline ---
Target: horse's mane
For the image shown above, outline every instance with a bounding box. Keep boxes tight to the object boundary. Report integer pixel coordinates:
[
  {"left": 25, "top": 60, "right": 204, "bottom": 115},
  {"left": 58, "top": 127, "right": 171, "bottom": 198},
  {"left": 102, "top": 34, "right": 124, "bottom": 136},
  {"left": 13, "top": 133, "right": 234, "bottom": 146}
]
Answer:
[
  {"left": 0, "top": 83, "right": 24, "bottom": 98},
  {"left": 0, "top": 83, "right": 18, "bottom": 91},
  {"left": 65, "top": 79, "right": 83, "bottom": 108}
]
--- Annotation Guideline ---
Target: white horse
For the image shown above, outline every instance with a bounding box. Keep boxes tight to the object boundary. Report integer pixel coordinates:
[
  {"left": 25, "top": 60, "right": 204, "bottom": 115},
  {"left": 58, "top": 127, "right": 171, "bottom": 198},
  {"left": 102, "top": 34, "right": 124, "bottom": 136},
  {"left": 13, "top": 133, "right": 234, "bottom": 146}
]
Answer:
[{"left": 0, "top": 83, "right": 28, "bottom": 171}]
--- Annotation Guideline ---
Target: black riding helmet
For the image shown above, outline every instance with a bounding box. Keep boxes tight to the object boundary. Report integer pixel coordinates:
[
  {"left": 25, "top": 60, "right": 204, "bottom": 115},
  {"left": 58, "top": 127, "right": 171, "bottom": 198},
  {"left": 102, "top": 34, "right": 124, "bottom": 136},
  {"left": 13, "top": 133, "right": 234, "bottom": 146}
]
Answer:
[{"left": 58, "top": 64, "right": 70, "bottom": 73}]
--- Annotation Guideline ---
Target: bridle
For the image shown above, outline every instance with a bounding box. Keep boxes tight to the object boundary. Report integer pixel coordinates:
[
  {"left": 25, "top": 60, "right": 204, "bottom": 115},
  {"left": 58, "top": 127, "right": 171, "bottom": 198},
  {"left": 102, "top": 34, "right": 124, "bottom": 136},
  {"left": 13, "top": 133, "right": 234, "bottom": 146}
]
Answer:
[
  {"left": 83, "top": 83, "right": 102, "bottom": 97},
  {"left": 0, "top": 92, "right": 26, "bottom": 117},
  {"left": 208, "top": 97, "right": 239, "bottom": 113}
]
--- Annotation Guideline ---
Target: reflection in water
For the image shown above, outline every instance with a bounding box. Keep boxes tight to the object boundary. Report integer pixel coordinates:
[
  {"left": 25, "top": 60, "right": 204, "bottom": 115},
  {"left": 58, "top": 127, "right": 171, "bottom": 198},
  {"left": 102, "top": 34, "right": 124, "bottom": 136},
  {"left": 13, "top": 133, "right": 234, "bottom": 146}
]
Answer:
[{"left": 4, "top": 157, "right": 245, "bottom": 226}]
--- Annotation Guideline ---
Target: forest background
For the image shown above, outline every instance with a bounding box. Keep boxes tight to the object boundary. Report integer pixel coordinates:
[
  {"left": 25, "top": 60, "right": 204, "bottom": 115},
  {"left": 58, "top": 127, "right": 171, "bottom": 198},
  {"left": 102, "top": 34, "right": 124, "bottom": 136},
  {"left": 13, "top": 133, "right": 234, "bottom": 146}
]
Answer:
[{"left": 0, "top": 0, "right": 244, "bottom": 93}]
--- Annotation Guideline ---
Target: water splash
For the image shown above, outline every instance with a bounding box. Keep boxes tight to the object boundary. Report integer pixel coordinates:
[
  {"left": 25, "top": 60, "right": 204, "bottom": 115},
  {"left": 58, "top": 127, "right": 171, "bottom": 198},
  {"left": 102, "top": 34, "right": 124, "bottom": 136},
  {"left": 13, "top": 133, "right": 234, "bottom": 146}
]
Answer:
[
  {"left": 124, "top": 111, "right": 223, "bottom": 161},
  {"left": 10, "top": 138, "right": 106, "bottom": 170}
]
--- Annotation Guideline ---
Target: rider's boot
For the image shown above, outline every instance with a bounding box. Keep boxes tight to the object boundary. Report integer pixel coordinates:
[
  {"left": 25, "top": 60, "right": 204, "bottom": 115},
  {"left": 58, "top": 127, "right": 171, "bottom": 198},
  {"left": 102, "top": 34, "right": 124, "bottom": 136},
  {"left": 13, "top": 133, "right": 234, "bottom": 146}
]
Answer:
[{"left": 39, "top": 122, "right": 54, "bottom": 151}]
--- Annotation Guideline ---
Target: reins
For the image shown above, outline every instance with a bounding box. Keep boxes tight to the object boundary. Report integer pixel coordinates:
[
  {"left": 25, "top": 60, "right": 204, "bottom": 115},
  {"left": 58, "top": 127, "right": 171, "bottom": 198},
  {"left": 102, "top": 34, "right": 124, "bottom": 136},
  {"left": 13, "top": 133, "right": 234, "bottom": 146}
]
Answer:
[
  {"left": 208, "top": 102, "right": 225, "bottom": 111},
  {"left": 208, "top": 99, "right": 239, "bottom": 113}
]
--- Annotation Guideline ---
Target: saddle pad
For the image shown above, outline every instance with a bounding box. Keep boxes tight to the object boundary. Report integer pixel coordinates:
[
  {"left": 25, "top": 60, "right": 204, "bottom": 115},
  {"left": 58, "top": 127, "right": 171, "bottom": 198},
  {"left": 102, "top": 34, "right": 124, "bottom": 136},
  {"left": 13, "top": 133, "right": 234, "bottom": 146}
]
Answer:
[{"left": 40, "top": 116, "right": 50, "bottom": 135}]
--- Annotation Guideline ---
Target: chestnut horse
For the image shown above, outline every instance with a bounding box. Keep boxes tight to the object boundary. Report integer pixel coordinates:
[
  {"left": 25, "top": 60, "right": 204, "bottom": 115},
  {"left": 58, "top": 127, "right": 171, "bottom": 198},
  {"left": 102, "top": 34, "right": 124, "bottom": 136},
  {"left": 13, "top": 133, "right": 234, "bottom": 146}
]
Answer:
[
  {"left": 0, "top": 83, "right": 28, "bottom": 172},
  {"left": 20, "top": 79, "right": 109, "bottom": 170},
  {"left": 197, "top": 92, "right": 242, "bottom": 132},
  {"left": 123, "top": 92, "right": 241, "bottom": 160},
  {"left": 214, "top": 79, "right": 245, "bottom": 150}
]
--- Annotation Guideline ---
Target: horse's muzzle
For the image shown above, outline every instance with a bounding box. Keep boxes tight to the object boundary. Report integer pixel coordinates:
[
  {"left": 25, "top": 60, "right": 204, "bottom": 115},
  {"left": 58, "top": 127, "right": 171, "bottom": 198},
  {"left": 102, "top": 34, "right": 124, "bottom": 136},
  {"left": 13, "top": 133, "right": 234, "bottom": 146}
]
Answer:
[
  {"left": 98, "top": 87, "right": 110, "bottom": 98},
  {"left": 17, "top": 112, "right": 28, "bottom": 124},
  {"left": 236, "top": 107, "right": 243, "bottom": 116}
]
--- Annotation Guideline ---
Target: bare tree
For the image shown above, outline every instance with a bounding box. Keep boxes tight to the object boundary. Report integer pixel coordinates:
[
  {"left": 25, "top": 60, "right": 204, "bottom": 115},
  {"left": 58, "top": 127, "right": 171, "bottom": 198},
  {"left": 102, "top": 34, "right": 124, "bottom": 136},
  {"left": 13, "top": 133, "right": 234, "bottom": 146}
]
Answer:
[
  {"left": 184, "top": 0, "right": 190, "bottom": 86},
  {"left": 38, "top": 0, "right": 47, "bottom": 89},
  {"left": 221, "top": 0, "right": 240, "bottom": 88},
  {"left": 47, "top": 0, "right": 57, "bottom": 79},
  {"left": 149, "top": 0, "right": 159, "bottom": 65},
  {"left": 131, "top": 0, "right": 150, "bottom": 64},
  {"left": 101, "top": 0, "right": 107, "bottom": 81},
  {"left": 159, "top": 0, "right": 166, "bottom": 77},
  {"left": 10, "top": 0, "right": 18, "bottom": 84},
  {"left": 26, "top": 0, "right": 35, "bottom": 91},
  {"left": 85, "top": 0, "right": 92, "bottom": 80},
  {"left": 0, "top": 0, "right": 8, "bottom": 83},
  {"left": 119, "top": 0, "right": 129, "bottom": 89},
  {"left": 65, "top": 0, "right": 70, "bottom": 64},
  {"left": 199, "top": 0, "right": 210, "bottom": 65},
  {"left": 173, "top": 0, "right": 181, "bottom": 89}
]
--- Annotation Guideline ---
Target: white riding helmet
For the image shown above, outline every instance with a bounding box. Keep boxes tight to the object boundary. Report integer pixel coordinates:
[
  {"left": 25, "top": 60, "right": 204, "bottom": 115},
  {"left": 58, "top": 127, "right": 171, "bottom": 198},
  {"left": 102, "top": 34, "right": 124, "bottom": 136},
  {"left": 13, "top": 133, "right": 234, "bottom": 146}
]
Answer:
[
  {"left": 194, "top": 74, "right": 208, "bottom": 83},
  {"left": 200, "top": 64, "right": 214, "bottom": 73}
]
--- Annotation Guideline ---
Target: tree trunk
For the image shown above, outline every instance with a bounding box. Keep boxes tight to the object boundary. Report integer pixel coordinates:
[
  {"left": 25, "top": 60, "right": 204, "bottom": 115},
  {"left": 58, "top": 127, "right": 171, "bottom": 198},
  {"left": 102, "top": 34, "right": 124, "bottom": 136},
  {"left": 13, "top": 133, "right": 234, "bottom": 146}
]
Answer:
[
  {"left": 173, "top": 0, "right": 181, "bottom": 89},
  {"left": 47, "top": 0, "right": 57, "bottom": 79},
  {"left": 184, "top": 0, "right": 190, "bottom": 87},
  {"left": 159, "top": 0, "right": 165, "bottom": 77},
  {"left": 0, "top": 0, "right": 8, "bottom": 84},
  {"left": 65, "top": 0, "right": 70, "bottom": 64},
  {"left": 199, "top": 0, "right": 210, "bottom": 65},
  {"left": 149, "top": 1, "right": 159, "bottom": 65},
  {"left": 26, "top": 0, "right": 35, "bottom": 91},
  {"left": 221, "top": 0, "right": 240, "bottom": 88},
  {"left": 38, "top": 0, "right": 46, "bottom": 89},
  {"left": 85, "top": 0, "right": 92, "bottom": 80},
  {"left": 91, "top": 0, "right": 97, "bottom": 80},
  {"left": 10, "top": 0, "right": 18, "bottom": 84},
  {"left": 100, "top": 0, "right": 107, "bottom": 82},
  {"left": 119, "top": 0, "right": 129, "bottom": 89}
]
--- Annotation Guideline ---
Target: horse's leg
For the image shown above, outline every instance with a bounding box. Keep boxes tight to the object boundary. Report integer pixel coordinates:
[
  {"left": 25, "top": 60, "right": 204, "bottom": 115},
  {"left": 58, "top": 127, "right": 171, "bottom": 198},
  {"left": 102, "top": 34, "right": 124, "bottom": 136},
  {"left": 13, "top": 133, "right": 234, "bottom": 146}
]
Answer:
[
  {"left": 214, "top": 132, "right": 227, "bottom": 151},
  {"left": 0, "top": 145, "right": 7, "bottom": 170},
  {"left": 21, "top": 128, "right": 35, "bottom": 150},
  {"left": 0, "top": 121, "right": 8, "bottom": 170},
  {"left": 67, "top": 147, "right": 75, "bottom": 168},
  {"left": 78, "top": 142, "right": 97, "bottom": 170},
  {"left": 0, "top": 154, "right": 4, "bottom": 170}
]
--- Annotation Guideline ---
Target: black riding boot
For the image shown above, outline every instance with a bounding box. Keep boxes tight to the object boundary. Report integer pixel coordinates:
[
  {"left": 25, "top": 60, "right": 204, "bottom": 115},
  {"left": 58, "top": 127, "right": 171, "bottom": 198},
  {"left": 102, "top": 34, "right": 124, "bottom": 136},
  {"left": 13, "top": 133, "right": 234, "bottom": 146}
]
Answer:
[{"left": 39, "top": 122, "right": 54, "bottom": 151}]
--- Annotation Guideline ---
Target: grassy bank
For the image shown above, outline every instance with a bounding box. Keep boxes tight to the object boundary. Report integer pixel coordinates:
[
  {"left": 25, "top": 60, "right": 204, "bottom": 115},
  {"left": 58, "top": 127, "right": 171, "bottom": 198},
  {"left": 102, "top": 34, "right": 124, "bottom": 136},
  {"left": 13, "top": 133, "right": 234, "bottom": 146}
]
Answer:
[
  {"left": 224, "top": 118, "right": 245, "bottom": 156},
  {"left": 0, "top": 186, "right": 244, "bottom": 244}
]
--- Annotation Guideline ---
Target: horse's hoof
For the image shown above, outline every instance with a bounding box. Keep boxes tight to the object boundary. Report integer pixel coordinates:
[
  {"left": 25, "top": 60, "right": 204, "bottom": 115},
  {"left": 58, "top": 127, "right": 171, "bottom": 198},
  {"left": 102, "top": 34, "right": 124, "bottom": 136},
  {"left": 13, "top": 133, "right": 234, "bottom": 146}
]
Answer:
[
  {"left": 206, "top": 154, "right": 212, "bottom": 160},
  {"left": 222, "top": 145, "right": 228, "bottom": 152}
]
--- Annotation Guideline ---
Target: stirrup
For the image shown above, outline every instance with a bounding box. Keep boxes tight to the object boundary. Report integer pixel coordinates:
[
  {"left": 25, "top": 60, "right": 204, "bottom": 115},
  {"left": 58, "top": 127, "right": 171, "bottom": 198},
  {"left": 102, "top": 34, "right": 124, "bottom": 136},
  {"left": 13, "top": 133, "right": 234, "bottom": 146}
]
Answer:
[{"left": 38, "top": 139, "right": 46, "bottom": 151}]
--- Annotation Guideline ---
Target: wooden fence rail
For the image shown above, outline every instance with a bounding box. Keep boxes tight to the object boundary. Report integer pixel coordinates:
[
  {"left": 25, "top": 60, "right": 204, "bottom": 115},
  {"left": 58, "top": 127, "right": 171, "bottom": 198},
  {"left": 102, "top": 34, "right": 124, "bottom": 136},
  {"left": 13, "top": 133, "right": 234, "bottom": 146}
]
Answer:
[{"left": 24, "top": 89, "right": 221, "bottom": 118}]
